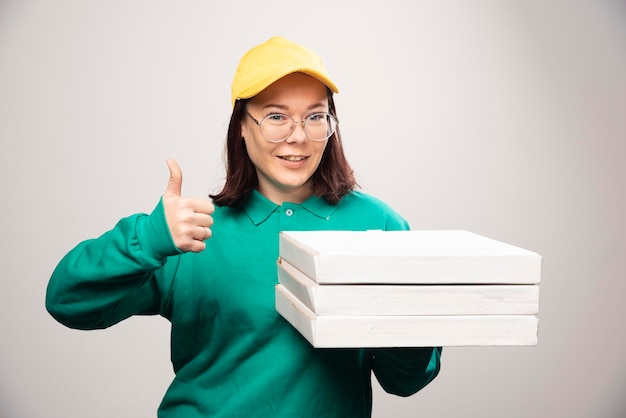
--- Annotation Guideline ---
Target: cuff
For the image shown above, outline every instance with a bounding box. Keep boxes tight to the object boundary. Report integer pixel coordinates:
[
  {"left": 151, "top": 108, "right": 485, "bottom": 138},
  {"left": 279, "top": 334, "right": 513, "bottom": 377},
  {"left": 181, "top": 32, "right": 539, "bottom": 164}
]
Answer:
[{"left": 136, "top": 197, "right": 183, "bottom": 261}]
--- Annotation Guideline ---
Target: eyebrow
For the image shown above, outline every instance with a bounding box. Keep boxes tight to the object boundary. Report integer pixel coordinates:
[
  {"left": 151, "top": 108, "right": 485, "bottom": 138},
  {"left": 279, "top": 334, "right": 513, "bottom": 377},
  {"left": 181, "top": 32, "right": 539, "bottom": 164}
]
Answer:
[{"left": 260, "top": 102, "right": 328, "bottom": 112}]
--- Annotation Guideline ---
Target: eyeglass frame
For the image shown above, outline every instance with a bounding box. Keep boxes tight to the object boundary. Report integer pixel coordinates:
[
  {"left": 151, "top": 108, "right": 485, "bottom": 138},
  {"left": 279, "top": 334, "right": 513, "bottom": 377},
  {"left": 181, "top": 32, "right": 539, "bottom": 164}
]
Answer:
[{"left": 245, "top": 110, "right": 339, "bottom": 143}]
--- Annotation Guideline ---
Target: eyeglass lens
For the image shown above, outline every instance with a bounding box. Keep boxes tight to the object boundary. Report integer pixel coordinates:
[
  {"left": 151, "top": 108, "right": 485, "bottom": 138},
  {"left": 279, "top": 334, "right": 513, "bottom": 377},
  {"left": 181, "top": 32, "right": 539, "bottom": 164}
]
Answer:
[{"left": 261, "top": 113, "right": 337, "bottom": 142}]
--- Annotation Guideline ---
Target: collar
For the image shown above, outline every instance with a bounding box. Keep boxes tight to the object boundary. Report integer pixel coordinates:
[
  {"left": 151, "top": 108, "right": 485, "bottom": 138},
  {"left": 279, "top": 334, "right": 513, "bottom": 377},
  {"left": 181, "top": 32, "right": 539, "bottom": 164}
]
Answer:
[{"left": 243, "top": 189, "right": 339, "bottom": 226}]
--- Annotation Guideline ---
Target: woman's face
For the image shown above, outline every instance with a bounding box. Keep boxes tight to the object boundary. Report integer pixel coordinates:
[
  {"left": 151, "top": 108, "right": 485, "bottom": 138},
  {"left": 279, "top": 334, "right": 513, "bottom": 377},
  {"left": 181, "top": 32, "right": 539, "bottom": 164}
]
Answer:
[{"left": 241, "top": 72, "right": 330, "bottom": 204}]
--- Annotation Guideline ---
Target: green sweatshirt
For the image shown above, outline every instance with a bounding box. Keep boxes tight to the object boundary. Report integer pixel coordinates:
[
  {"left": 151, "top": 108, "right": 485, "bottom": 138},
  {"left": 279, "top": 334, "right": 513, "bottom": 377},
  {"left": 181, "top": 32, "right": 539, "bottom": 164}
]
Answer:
[{"left": 46, "top": 189, "right": 441, "bottom": 417}]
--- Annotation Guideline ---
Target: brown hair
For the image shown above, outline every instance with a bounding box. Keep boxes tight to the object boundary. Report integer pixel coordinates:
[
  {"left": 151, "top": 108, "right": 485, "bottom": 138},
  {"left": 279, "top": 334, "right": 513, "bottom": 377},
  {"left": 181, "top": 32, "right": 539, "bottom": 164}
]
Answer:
[{"left": 210, "top": 92, "right": 357, "bottom": 207}]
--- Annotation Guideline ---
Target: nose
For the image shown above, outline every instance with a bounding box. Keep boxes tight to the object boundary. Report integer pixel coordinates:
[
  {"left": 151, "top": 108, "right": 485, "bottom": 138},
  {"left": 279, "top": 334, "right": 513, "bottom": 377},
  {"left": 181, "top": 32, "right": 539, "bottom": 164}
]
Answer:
[{"left": 285, "top": 121, "right": 307, "bottom": 144}]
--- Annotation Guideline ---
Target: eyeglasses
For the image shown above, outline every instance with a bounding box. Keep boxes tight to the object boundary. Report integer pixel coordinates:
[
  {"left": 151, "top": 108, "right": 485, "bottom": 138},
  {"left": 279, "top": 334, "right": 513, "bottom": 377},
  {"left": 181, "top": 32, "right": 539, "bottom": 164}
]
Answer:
[{"left": 246, "top": 110, "right": 338, "bottom": 143}]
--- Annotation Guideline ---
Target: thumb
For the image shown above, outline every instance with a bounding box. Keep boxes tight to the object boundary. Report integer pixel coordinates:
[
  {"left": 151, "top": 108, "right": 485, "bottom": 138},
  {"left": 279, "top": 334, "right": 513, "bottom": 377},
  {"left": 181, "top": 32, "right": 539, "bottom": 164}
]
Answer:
[{"left": 165, "top": 159, "right": 183, "bottom": 197}]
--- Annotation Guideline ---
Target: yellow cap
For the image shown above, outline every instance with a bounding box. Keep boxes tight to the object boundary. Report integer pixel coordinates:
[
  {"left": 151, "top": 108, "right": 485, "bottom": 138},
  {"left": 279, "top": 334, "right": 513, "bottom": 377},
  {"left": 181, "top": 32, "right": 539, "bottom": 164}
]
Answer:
[{"left": 231, "top": 36, "right": 339, "bottom": 107}]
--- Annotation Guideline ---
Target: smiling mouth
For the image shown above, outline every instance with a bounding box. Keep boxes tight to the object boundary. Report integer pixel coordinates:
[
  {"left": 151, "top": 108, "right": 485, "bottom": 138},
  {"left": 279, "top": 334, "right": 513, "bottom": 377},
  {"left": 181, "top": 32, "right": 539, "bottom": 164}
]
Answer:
[{"left": 279, "top": 155, "right": 308, "bottom": 162}]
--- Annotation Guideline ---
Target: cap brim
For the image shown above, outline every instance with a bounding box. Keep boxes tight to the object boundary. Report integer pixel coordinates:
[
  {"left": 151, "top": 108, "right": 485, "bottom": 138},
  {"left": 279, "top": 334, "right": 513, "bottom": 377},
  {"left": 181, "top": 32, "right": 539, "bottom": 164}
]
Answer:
[{"left": 236, "top": 68, "right": 339, "bottom": 102}]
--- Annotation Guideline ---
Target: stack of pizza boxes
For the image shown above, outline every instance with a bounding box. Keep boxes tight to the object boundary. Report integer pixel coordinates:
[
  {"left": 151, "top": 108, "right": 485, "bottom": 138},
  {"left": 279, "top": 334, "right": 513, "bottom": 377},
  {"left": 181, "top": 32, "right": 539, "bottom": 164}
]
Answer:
[{"left": 275, "top": 230, "right": 541, "bottom": 347}]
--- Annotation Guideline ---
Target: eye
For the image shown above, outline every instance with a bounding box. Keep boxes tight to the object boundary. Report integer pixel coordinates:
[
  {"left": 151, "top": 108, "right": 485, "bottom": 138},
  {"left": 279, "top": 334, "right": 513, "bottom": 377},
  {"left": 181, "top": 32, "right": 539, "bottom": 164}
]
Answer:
[
  {"left": 265, "top": 113, "right": 290, "bottom": 122},
  {"left": 307, "top": 113, "right": 327, "bottom": 122}
]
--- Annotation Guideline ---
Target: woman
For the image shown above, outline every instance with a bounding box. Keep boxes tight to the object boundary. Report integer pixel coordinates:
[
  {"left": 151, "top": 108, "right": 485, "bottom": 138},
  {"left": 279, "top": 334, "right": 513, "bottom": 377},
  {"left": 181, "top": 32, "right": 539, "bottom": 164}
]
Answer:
[{"left": 46, "top": 36, "right": 441, "bottom": 417}]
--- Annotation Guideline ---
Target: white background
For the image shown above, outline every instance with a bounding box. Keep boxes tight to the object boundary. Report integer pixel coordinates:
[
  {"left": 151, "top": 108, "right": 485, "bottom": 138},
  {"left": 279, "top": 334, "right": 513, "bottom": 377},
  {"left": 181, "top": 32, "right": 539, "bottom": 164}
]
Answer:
[{"left": 1, "top": 1, "right": 625, "bottom": 417}]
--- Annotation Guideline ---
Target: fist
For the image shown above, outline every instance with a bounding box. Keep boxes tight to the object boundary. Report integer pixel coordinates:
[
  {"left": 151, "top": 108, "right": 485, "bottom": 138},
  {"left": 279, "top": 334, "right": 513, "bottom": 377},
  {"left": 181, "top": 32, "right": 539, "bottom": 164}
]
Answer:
[{"left": 163, "top": 159, "right": 215, "bottom": 253}]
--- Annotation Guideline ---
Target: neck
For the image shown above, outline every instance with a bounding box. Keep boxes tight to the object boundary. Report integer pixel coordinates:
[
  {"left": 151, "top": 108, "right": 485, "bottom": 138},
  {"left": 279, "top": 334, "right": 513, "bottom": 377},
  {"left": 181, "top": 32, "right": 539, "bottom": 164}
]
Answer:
[{"left": 257, "top": 183, "right": 314, "bottom": 205}]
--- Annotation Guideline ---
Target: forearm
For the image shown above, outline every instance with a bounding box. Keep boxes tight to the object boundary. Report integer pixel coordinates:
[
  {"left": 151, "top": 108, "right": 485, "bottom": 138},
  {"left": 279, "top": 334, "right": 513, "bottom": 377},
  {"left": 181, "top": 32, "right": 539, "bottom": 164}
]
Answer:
[
  {"left": 371, "top": 347, "right": 442, "bottom": 396},
  {"left": 46, "top": 199, "right": 180, "bottom": 329}
]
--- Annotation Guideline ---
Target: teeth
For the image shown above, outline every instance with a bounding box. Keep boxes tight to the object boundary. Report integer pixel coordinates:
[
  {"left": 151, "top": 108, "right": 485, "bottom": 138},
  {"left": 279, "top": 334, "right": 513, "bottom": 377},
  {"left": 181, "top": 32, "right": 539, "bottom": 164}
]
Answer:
[{"left": 282, "top": 156, "right": 306, "bottom": 162}]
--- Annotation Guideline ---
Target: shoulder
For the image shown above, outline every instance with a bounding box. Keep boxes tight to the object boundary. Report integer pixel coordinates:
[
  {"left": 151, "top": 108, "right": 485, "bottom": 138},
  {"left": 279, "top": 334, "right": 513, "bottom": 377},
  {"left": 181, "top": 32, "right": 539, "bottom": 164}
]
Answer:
[
  {"left": 336, "top": 190, "right": 410, "bottom": 230},
  {"left": 340, "top": 189, "right": 396, "bottom": 211}
]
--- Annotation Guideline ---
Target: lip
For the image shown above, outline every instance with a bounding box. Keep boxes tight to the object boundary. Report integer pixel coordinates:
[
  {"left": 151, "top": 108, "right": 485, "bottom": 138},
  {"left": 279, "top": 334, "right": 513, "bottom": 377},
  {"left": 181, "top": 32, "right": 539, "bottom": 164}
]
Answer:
[{"left": 277, "top": 155, "right": 309, "bottom": 167}]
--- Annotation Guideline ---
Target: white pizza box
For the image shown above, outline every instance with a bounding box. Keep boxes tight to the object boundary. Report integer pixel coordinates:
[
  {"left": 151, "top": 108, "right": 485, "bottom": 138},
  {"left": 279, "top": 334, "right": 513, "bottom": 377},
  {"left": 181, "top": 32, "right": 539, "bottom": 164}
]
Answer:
[
  {"left": 279, "top": 230, "right": 542, "bottom": 284},
  {"left": 275, "top": 284, "right": 539, "bottom": 348},
  {"left": 277, "top": 259, "right": 540, "bottom": 316}
]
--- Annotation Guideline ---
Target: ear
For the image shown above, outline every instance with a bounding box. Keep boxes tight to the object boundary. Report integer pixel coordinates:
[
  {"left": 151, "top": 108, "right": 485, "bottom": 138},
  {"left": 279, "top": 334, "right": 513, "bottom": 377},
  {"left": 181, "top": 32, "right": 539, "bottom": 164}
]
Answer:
[{"left": 240, "top": 119, "right": 252, "bottom": 145}]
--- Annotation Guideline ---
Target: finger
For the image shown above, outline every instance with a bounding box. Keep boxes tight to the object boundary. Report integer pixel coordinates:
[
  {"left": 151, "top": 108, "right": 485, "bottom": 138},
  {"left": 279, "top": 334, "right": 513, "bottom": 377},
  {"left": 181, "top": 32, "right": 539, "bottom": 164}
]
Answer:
[
  {"left": 198, "top": 226, "right": 212, "bottom": 241},
  {"left": 186, "top": 212, "right": 214, "bottom": 228},
  {"left": 165, "top": 159, "right": 183, "bottom": 198},
  {"left": 186, "top": 239, "right": 207, "bottom": 253},
  {"left": 194, "top": 200, "right": 215, "bottom": 216}
]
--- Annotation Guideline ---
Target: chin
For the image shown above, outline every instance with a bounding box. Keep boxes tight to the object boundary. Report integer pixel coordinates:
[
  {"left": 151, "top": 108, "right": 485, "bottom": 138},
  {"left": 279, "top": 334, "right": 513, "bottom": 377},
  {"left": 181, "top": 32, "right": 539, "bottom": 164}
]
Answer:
[{"left": 279, "top": 177, "right": 313, "bottom": 191}]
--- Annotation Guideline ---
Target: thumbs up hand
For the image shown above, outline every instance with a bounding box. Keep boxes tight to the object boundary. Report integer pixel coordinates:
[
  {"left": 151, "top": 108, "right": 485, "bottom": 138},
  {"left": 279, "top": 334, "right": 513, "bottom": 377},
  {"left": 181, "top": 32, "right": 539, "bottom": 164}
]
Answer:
[{"left": 163, "top": 159, "right": 215, "bottom": 253}]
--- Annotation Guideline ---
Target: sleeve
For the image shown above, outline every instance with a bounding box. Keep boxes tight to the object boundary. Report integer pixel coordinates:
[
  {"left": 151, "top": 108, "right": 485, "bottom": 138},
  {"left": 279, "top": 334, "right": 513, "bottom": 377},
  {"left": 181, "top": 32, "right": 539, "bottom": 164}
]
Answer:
[
  {"left": 370, "top": 347, "right": 442, "bottom": 396},
  {"left": 370, "top": 198, "right": 443, "bottom": 396},
  {"left": 45, "top": 198, "right": 182, "bottom": 330}
]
